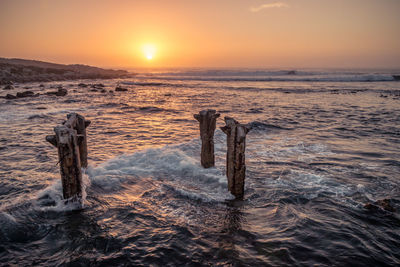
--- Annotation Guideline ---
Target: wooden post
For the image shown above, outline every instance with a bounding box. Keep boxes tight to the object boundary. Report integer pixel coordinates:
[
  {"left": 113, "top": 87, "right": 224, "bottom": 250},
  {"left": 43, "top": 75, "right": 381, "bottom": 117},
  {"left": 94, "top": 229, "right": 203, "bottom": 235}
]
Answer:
[
  {"left": 55, "top": 125, "right": 82, "bottom": 199},
  {"left": 194, "top": 109, "right": 220, "bottom": 168},
  {"left": 46, "top": 113, "right": 90, "bottom": 200},
  {"left": 74, "top": 114, "right": 90, "bottom": 168},
  {"left": 221, "top": 116, "right": 251, "bottom": 199}
]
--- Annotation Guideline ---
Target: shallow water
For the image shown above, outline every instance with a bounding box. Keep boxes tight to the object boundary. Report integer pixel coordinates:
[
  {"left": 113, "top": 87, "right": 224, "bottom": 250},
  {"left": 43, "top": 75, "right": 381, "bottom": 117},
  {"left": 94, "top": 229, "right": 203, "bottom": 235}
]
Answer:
[{"left": 0, "top": 69, "right": 399, "bottom": 266}]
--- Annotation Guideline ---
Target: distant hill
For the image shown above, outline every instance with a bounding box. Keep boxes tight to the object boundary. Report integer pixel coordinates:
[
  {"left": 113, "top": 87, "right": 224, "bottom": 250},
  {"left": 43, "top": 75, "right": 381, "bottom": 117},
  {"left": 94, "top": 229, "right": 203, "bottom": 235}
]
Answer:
[{"left": 0, "top": 58, "right": 132, "bottom": 84}]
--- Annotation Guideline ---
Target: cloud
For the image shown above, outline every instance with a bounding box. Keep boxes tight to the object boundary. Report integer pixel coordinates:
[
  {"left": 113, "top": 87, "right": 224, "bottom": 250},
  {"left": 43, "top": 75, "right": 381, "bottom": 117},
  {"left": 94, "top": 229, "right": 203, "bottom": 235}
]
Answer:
[{"left": 249, "top": 2, "right": 289, "bottom": 12}]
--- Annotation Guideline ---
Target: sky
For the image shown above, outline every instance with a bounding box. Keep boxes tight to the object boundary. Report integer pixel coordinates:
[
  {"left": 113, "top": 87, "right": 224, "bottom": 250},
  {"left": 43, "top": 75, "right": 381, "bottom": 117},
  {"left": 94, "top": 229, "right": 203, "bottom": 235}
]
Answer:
[{"left": 0, "top": 0, "right": 399, "bottom": 69}]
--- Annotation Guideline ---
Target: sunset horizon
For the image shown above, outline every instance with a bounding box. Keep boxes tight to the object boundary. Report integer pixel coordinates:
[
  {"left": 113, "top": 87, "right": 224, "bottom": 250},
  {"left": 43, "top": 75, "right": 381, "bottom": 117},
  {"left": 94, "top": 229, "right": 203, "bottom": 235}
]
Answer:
[{"left": 1, "top": 0, "right": 400, "bottom": 69}]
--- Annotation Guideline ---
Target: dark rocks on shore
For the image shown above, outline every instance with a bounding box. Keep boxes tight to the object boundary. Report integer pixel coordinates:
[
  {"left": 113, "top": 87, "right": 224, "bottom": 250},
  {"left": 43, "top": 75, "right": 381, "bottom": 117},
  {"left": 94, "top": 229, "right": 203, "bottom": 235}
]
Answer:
[
  {"left": 39, "top": 84, "right": 44, "bottom": 88},
  {"left": 393, "top": 75, "right": 400, "bottom": 81},
  {"left": 3, "top": 85, "right": 14, "bottom": 90}
]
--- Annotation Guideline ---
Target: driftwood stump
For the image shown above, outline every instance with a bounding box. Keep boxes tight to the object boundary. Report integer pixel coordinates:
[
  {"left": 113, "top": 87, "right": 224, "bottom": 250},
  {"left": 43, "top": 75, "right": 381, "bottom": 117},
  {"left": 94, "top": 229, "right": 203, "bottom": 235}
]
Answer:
[
  {"left": 46, "top": 113, "right": 90, "bottom": 200},
  {"left": 221, "top": 117, "right": 251, "bottom": 199},
  {"left": 194, "top": 109, "right": 220, "bottom": 168}
]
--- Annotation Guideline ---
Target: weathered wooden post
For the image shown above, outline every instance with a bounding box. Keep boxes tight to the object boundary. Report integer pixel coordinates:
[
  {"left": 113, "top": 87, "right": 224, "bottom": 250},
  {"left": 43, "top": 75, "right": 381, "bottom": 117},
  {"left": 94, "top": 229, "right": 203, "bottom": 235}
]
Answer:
[
  {"left": 194, "top": 109, "right": 220, "bottom": 168},
  {"left": 46, "top": 113, "right": 90, "bottom": 200},
  {"left": 221, "top": 117, "right": 251, "bottom": 199},
  {"left": 73, "top": 114, "right": 90, "bottom": 168}
]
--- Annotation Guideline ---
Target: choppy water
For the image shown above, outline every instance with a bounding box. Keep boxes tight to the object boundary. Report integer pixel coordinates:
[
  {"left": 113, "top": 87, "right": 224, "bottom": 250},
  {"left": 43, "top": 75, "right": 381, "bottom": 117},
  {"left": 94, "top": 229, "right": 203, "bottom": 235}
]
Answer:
[{"left": 0, "top": 69, "right": 399, "bottom": 266}]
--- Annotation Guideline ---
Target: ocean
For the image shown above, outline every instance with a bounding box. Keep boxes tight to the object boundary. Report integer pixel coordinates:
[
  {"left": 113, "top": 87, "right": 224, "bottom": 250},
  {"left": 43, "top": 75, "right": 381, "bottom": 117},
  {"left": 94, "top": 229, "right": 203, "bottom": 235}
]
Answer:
[{"left": 0, "top": 68, "right": 399, "bottom": 266}]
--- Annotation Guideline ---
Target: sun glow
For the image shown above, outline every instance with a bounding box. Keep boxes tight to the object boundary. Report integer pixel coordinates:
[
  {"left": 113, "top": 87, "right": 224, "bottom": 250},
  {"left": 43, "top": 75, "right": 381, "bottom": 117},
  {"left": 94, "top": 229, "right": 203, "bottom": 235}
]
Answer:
[{"left": 142, "top": 44, "right": 156, "bottom": 61}]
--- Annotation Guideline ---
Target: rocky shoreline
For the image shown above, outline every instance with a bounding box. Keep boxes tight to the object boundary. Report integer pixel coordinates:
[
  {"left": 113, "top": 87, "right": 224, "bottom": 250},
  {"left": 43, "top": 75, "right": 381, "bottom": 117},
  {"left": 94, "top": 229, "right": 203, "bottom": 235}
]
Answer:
[{"left": 0, "top": 58, "right": 133, "bottom": 85}]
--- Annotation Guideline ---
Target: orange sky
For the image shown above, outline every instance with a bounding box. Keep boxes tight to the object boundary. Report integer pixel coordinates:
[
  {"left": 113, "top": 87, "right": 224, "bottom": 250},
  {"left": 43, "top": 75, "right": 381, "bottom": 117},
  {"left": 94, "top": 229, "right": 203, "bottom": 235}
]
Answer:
[{"left": 0, "top": 0, "right": 399, "bottom": 68}]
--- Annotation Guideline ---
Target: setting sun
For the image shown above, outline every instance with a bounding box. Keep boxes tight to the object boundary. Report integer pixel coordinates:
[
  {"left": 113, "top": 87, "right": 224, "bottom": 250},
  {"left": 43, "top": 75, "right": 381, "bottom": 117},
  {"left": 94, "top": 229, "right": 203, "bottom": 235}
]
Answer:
[{"left": 142, "top": 44, "right": 156, "bottom": 61}]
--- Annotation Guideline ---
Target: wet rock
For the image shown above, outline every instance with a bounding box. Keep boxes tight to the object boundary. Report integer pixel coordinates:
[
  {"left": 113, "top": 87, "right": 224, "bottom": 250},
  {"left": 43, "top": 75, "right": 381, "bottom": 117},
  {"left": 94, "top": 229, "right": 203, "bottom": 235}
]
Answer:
[
  {"left": 46, "top": 88, "right": 68, "bottom": 96},
  {"left": 78, "top": 83, "right": 88, "bottom": 87},
  {"left": 101, "top": 89, "right": 107, "bottom": 93},
  {"left": 16, "top": 91, "right": 35, "bottom": 98},
  {"left": 91, "top": 83, "right": 105, "bottom": 88},
  {"left": 287, "top": 70, "right": 296, "bottom": 75},
  {"left": 36, "top": 107, "right": 47, "bottom": 110},
  {"left": 3, "top": 85, "right": 14, "bottom": 90},
  {"left": 5, "top": 94, "right": 17, "bottom": 99},
  {"left": 364, "top": 198, "right": 395, "bottom": 212},
  {"left": 376, "top": 199, "right": 396, "bottom": 212},
  {"left": 115, "top": 86, "right": 128, "bottom": 92},
  {"left": 393, "top": 75, "right": 400, "bottom": 81},
  {"left": 90, "top": 89, "right": 98, "bottom": 92},
  {"left": 39, "top": 84, "right": 45, "bottom": 88},
  {"left": 56, "top": 88, "right": 68, "bottom": 96},
  {"left": 1, "top": 79, "right": 13, "bottom": 85},
  {"left": 364, "top": 203, "right": 379, "bottom": 211}
]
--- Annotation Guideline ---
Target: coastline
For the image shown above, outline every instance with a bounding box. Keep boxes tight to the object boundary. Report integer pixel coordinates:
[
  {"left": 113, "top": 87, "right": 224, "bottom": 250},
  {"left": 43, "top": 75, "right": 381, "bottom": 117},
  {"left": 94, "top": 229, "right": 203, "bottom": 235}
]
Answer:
[{"left": 0, "top": 57, "right": 134, "bottom": 85}]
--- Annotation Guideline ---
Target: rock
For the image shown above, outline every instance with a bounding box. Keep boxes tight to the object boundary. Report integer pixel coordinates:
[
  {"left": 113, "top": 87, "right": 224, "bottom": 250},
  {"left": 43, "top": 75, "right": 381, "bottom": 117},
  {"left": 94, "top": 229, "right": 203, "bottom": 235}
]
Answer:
[
  {"left": 5, "top": 94, "right": 17, "bottom": 99},
  {"left": 91, "top": 83, "right": 105, "bottom": 88},
  {"left": 56, "top": 88, "right": 68, "bottom": 96},
  {"left": 16, "top": 91, "right": 34, "bottom": 98},
  {"left": 101, "top": 89, "right": 106, "bottom": 93},
  {"left": 46, "top": 88, "right": 68, "bottom": 96},
  {"left": 115, "top": 86, "right": 128, "bottom": 92},
  {"left": 90, "top": 89, "right": 98, "bottom": 92},
  {"left": 364, "top": 199, "right": 395, "bottom": 212},
  {"left": 39, "top": 84, "right": 45, "bottom": 88},
  {"left": 364, "top": 203, "right": 378, "bottom": 211},
  {"left": 376, "top": 199, "right": 396, "bottom": 212},
  {"left": 393, "top": 75, "right": 400, "bottom": 81},
  {"left": 1, "top": 79, "right": 13, "bottom": 85},
  {"left": 287, "top": 70, "right": 296, "bottom": 75},
  {"left": 3, "top": 85, "right": 14, "bottom": 90},
  {"left": 78, "top": 83, "right": 88, "bottom": 87}
]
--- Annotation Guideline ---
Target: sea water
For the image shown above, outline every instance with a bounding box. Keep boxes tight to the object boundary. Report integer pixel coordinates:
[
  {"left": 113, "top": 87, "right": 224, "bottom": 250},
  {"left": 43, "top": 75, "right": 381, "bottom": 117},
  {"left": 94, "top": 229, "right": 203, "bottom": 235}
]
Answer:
[{"left": 0, "top": 69, "right": 399, "bottom": 266}]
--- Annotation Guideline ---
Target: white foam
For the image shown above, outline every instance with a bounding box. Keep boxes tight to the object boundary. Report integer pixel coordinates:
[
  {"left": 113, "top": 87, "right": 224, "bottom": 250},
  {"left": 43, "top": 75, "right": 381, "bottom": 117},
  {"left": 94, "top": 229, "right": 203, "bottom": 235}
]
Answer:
[
  {"left": 87, "top": 140, "right": 230, "bottom": 202},
  {"left": 274, "top": 169, "right": 352, "bottom": 200},
  {"left": 34, "top": 172, "right": 90, "bottom": 212}
]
